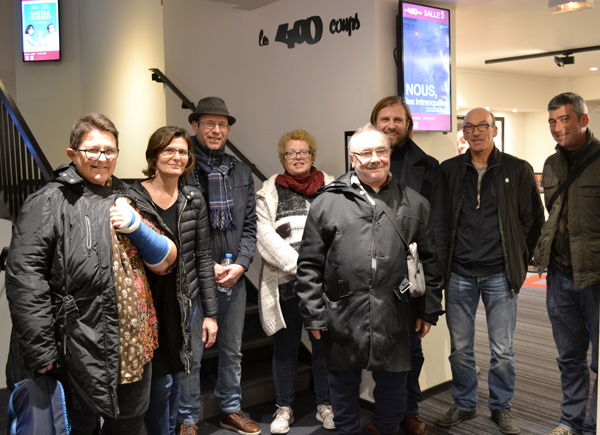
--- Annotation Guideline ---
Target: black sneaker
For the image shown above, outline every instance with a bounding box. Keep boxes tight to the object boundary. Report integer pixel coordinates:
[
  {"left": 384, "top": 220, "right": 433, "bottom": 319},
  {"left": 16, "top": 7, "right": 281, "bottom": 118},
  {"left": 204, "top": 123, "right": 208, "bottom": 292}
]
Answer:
[
  {"left": 435, "top": 406, "right": 478, "bottom": 427},
  {"left": 491, "top": 409, "right": 520, "bottom": 434}
]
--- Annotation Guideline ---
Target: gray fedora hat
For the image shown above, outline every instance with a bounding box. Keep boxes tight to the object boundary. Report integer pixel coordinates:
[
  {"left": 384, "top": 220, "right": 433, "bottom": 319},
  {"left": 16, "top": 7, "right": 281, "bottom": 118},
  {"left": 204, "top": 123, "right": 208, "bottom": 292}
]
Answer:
[{"left": 188, "top": 96, "right": 236, "bottom": 126}]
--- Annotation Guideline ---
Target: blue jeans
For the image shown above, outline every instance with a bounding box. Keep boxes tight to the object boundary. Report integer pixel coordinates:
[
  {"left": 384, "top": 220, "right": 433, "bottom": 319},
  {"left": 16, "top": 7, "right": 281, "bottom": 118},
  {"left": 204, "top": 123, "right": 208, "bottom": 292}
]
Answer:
[
  {"left": 547, "top": 265, "right": 599, "bottom": 435},
  {"left": 145, "top": 372, "right": 181, "bottom": 435},
  {"left": 178, "top": 280, "right": 247, "bottom": 423},
  {"left": 446, "top": 271, "right": 517, "bottom": 411},
  {"left": 272, "top": 296, "right": 330, "bottom": 407},
  {"left": 329, "top": 369, "right": 407, "bottom": 435}
]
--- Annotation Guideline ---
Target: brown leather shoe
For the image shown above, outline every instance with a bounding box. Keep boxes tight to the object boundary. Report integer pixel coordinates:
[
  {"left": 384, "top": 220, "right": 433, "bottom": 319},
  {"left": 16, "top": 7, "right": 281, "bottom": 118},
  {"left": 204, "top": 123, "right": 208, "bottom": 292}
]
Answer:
[
  {"left": 403, "top": 413, "right": 427, "bottom": 435},
  {"left": 177, "top": 423, "right": 198, "bottom": 435},
  {"left": 365, "top": 418, "right": 379, "bottom": 435},
  {"left": 220, "top": 411, "right": 262, "bottom": 435}
]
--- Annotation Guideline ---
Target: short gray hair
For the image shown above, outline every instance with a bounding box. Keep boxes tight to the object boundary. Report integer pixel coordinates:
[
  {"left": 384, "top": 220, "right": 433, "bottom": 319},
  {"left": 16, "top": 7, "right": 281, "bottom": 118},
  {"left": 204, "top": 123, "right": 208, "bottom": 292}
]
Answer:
[
  {"left": 548, "top": 92, "right": 588, "bottom": 119},
  {"left": 348, "top": 124, "right": 390, "bottom": 155}
]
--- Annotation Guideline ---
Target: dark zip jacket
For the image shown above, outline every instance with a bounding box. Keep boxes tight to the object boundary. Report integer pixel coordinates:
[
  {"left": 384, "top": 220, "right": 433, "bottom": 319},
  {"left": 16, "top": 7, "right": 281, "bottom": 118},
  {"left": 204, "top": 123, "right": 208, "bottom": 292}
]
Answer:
[
  {"left": 6, "top": 164, "right": 172, "bottom": 418},
  {"left": 440, "top": 147, "right": 544, "bottom": 293},
  {"left": 296, "top": 172, "right": 443, "bottom": 372}
]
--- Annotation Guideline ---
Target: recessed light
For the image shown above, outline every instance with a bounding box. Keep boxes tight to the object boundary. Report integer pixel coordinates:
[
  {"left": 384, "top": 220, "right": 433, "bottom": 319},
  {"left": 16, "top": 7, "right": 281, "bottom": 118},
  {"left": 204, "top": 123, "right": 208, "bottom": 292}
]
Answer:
[
  {"left": 512, "top": 108, "right": 518, "bottom": 113},
  {"left": 591, "top": 67, "right": 599, "bottom": 71}
]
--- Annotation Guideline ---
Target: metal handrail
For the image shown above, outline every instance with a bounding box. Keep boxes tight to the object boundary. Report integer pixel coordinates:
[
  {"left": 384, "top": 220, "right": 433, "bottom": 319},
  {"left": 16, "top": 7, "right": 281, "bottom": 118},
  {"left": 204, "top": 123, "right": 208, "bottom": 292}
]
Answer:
[
  {"left": 0, "top": 77, "right": 53, "bottom": 221},
  {"left": 150, "top": 68, "right": 266, "bottom": 182}
]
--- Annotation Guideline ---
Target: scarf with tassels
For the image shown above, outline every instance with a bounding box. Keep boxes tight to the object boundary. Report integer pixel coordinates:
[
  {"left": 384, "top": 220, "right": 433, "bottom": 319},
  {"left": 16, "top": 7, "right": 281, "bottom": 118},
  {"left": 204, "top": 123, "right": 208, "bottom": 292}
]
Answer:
[{"left": 194, "top": 139, "right": 235, "bottom": 230}]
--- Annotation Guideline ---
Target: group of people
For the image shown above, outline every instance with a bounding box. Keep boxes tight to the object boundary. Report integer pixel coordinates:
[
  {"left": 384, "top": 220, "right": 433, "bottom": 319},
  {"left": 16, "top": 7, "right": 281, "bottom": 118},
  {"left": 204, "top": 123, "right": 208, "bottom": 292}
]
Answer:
[{"left": 5, "top": 91, "right": 598, "bottom": 435}]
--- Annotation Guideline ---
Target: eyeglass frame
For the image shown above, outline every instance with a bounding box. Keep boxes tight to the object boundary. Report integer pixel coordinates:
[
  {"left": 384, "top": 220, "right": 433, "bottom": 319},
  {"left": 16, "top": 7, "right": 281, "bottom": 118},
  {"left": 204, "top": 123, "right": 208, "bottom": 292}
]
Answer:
[
  {"left": 351, "top": 146, "right": 391, "bottom": 160},
  {"left": 283, "top": 150, "right": 312, "bottom": 160},
  {"left": 198, "top": 121, "right": 230, "bottom": 131},
  {"left": 463, "top": 123, "right": 495, "bottom": 133},
  {"left": 161, "top": 147, "right": 191, "bottom": 158},
  {"left": 76, "top": 148, "right": 119, "bottom": 161}
]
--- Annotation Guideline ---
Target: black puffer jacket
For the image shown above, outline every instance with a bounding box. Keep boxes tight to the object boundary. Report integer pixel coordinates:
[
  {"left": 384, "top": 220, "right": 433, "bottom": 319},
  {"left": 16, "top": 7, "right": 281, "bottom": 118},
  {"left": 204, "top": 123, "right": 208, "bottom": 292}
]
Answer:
[
  {"left": 6, "top": 165, "right": 169, "bottom": 418},
  {"left": 131, "top": 181, "right": 217, "bottom": 377},
  {"left": 295, "top": 172, "right": 443, "bottom": 372}
]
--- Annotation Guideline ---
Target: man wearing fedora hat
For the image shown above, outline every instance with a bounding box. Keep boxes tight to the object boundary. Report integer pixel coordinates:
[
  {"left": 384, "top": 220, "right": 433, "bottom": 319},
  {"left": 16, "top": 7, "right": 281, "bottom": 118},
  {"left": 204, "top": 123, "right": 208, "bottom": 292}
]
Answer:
[{"left": 177, "top": 97, "right": 259, "bottom": 435}]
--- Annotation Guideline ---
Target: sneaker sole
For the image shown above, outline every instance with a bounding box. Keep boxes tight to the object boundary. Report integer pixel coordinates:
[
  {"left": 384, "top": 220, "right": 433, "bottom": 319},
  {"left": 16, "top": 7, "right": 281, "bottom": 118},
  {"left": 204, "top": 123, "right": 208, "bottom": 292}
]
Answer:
[
  {"left": 219, "top": 421, "right": 262, "bottom": 435},
  {"left": 435, "top": 410, "right": 478, "bottom": 427},
  {"left": 270, "top": 417, "right": 295, "bottom": 434}
]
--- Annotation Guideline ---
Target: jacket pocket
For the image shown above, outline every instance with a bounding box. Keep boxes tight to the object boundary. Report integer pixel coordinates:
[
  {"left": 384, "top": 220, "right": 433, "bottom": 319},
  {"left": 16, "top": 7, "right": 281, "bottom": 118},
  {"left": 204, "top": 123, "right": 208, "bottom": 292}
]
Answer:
[{"left": 322, "top": 291, "right": 352, "bottom": 343}]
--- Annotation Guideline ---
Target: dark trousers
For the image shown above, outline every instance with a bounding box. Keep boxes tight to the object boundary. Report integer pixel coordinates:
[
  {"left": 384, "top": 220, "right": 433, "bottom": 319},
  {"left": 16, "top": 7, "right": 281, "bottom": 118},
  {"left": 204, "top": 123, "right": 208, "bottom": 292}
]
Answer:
[
  {"left": 407, "top": 298, "right": 424, "bottom": 414},
  {"left": 329, "top": 369, "right": 407, "bottom": 435},
  {"left": 57, "top": 363, "right": 152, "bottom": 435}
]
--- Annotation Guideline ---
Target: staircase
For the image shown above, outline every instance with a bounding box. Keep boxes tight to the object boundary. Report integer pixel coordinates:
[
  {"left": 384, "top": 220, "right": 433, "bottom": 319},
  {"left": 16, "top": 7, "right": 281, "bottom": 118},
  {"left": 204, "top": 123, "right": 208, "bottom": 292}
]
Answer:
[{"left": 0, "top": 74, "right": 313, "bottom": 418}]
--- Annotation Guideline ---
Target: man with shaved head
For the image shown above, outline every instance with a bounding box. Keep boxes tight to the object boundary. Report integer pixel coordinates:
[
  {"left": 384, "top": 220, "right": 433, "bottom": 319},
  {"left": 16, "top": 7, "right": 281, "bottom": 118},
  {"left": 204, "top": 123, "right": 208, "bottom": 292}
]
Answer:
[{"left": 436, "top": 108, "right": 544, "bottom": 434}]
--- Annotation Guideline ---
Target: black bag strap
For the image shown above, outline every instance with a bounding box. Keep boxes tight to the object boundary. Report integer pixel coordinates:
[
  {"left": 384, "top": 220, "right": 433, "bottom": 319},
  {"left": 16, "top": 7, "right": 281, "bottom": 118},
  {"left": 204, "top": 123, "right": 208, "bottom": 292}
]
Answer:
[
  {"left": 548, "top": 148, "right": 600, "bottom": 211},
  {"left": 373, "top": 197, "right": 408, "bottom": 248},
  {"left": 351, "top": 175, "right": 409, "bottom": 247}
]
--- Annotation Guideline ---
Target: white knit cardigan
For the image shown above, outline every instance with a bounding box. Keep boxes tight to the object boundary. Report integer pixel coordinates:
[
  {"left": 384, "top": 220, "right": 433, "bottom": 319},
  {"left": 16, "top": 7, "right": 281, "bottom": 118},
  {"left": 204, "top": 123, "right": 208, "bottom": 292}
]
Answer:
[{"left": 256, "top": 172, "right": 335, "bottom": 336}]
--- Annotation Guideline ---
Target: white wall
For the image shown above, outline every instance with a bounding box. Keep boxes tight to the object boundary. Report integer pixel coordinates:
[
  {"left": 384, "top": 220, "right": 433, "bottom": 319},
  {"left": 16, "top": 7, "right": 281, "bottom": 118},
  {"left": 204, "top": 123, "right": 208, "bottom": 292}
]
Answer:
[{"left": 12, "top": 0, "right": 167, "bottom": 179}]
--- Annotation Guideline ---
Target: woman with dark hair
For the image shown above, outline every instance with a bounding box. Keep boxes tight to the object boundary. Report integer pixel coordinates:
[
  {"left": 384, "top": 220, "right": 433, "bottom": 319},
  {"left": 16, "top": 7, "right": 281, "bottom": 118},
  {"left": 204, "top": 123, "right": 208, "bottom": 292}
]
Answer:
[
  {"left": 256, "top": 129, "right": 335, "bottom": 433},
  {"left": 134, "top": 126, "right": 218, "bottom": 435}
]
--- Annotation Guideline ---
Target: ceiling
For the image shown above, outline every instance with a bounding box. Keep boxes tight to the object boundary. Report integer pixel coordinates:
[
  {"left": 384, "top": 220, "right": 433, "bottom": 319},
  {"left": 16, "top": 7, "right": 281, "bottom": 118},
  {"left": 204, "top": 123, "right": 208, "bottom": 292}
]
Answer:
[
  {"left": 440, "top": 0, "right": 600, "bottom": 79},
  {"left": 209, "top": 0, "right": 600, "bottom": 79}
]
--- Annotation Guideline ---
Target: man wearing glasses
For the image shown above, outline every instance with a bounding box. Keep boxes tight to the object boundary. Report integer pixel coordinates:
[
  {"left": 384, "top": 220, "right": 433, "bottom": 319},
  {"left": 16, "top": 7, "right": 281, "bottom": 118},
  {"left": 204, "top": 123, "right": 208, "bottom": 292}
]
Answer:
[
  {"left": 178, "top": 97, "right": 258, "bottom": 435},
  {"left": 296, "top": 124, "right": 443, "bottom": 435},
  {"left": 435, "top": 108, "right": 544, "bottom": 434},
  {"left": 369, "top": 96, "right": 447, "bottom": 435}
]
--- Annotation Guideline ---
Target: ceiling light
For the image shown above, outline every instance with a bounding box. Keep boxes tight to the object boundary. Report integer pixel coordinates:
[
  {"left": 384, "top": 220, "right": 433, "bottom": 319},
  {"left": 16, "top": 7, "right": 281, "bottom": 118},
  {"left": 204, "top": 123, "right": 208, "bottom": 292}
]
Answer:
[
  {"left": 591, "top": 67, "right": 599, "bottom": 71},
  {"left": 549, "top": 0, "right": 594, "bottom": 13},
  {"left": 554, "top": 55, "right": 575, "bottom": 67},
  {"left": 512, "top": 108, "right": 518, "bottom": 113}
]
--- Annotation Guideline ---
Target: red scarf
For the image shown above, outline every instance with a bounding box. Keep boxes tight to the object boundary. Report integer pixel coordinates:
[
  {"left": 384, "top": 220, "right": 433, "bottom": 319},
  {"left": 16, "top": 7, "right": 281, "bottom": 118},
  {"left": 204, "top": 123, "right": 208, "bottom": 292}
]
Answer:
[{"left": 275, "top": 166, "right": 325, "bottom": 198}]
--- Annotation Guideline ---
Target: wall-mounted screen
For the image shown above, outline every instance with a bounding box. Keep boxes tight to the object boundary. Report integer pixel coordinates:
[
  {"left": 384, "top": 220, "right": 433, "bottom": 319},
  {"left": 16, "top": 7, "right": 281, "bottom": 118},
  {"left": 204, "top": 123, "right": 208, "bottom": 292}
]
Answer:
[
  {"left": 398, "top": 1, "right": 451, "bottom": 132},
  {"left": 21, "top": 0, "right": 60, "bottom": 62}
]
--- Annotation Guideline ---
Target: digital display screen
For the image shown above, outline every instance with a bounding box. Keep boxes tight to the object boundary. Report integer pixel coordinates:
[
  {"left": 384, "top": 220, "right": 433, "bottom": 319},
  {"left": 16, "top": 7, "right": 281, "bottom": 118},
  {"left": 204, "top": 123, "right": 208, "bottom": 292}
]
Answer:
[
  {"left": 398, "top": 2, "right": 451, "bottom": 132},
  {"left": 22, "top": 0, "right": 60, "bottom": 62}
]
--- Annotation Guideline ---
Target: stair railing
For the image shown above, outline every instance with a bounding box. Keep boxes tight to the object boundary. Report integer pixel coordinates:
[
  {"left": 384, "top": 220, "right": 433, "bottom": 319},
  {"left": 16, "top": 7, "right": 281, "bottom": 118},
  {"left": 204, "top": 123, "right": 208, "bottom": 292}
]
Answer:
[
  {"left": 0, "top": 78, "right": 53, "bottom": 221},
  {"left": 150, "top": 68, "right": 267, "bottom": 183}
]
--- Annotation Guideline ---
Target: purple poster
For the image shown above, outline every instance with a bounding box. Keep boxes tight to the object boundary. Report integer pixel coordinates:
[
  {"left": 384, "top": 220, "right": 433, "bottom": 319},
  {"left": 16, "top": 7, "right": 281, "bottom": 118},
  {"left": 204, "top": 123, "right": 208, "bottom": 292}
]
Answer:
[{"left": 400, "top": 2, "right": 451, "bottom": 131}]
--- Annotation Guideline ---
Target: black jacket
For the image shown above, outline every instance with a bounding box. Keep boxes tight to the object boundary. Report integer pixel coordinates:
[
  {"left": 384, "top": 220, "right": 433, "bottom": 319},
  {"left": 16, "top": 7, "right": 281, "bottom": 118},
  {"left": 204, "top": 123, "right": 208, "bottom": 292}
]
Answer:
[
  {"left": 390, "top": 138, "right": 448, "bottom": 270},
  {"left": 131, "top": 181, "right": 217, "bottom": 377},
  {"left": 440, "top": 148, "right": 544, "bottom": 292},
  {"left": 6, "top": 164, "right": 167, "bottom": 417},
  {"left": 295, "top": 172, "right": 443, "bottom": 372}
]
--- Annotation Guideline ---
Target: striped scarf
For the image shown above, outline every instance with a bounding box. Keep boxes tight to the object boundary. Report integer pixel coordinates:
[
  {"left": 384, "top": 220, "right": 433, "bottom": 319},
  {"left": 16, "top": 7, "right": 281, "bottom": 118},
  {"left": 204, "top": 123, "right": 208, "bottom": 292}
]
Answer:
[{"left": 194, "top": 139, "right": 235, "bottom": 230}]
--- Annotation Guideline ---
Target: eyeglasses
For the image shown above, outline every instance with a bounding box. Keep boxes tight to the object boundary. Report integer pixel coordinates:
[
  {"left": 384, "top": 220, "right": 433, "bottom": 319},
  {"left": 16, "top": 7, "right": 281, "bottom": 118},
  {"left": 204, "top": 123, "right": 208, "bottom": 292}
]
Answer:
[
  {"left": 351, "top": 147, "right": 391, "bottom": 160},
  {"left": 463, "top": 123, "right": 495, "bottom": 133},
  {"left": 162, "top": 147, "right": 191, "bottom": 158},
  {"left": 284, "top": 150, "right": 312, "bottom": 160},
  {"left": 76, "top": 148, "right": 119, "bottom": 161},
  {"left": 199, "top": 121, "right": 230, "bottom": 131}
]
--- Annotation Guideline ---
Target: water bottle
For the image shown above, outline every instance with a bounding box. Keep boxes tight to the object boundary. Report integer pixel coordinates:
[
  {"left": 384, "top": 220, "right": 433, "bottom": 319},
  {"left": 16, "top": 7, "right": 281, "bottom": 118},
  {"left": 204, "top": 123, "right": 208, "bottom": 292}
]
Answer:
[{"left": 217, "top": 253, "right": 233, "bottom": 293}]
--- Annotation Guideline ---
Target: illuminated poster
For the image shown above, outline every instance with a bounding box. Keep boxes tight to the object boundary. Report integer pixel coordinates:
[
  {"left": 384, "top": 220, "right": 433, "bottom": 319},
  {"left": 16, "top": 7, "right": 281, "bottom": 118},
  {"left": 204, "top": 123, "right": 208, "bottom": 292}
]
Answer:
[
  {"left": 399, "top": 2, "right": 451, "bottom": 132},
  {"left": 22, "top": 0, "right": 60, "bottom": 62}
]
